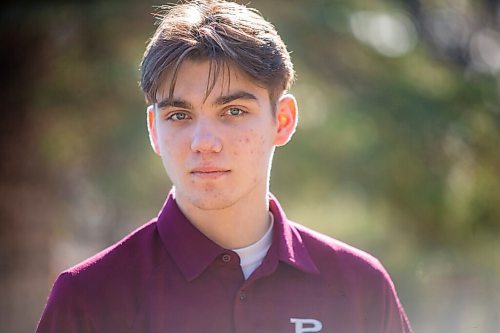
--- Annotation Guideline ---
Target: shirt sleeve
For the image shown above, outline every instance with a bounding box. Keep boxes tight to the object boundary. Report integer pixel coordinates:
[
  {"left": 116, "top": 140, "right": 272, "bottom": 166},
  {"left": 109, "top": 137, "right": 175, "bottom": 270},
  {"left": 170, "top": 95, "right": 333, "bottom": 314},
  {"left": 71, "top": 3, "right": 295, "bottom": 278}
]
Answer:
[
  {"left": 376, "top": 265, "right": 413, "bottom": 333},
  {"left": 36, "top": 272, "right": 93, "bottom": 333},
  {"left": 356, "top": 256, "right": 413, "bottom": 333}
]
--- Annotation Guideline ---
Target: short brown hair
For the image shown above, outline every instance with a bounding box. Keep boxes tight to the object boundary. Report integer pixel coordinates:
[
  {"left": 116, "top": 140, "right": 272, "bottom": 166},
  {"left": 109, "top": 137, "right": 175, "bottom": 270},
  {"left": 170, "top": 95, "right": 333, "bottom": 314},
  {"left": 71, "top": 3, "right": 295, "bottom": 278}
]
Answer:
[{"left": 139, "top": 0, "right": 295, "bottom": 105}]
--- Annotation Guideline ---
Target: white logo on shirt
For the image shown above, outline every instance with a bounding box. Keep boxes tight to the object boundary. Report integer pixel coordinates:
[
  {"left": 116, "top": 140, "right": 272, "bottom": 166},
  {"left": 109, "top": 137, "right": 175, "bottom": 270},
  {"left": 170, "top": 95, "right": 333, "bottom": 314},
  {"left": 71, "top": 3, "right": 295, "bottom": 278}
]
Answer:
[{"left": 290, "top": 318, "right": 323, "bottom": 333}]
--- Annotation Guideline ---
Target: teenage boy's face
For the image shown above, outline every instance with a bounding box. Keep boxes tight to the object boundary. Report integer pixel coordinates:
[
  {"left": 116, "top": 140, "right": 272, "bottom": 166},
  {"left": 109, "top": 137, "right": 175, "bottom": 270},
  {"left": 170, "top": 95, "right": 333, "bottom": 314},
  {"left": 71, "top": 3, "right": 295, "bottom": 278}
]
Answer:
[{"left": 147, "top": 59, "right": 297, "bottom": 211}]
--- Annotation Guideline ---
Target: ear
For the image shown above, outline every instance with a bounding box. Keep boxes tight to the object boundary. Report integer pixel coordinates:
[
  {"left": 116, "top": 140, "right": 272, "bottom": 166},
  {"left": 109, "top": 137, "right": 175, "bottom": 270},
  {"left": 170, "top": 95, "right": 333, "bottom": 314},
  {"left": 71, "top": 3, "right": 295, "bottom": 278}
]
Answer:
[
  {"left": 147, "top": 105, "right": 161, "bottom": 155},
  {"left": 274, "top": 94, "right": 298, "bottom": 146}
]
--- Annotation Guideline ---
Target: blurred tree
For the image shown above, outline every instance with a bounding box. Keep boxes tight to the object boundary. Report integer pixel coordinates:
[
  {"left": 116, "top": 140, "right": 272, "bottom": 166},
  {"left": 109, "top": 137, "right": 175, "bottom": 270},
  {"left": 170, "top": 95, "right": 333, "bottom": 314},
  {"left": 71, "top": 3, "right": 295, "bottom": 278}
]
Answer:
[{"left": 0, "top": 6, "right": 56, "bottom": 332}]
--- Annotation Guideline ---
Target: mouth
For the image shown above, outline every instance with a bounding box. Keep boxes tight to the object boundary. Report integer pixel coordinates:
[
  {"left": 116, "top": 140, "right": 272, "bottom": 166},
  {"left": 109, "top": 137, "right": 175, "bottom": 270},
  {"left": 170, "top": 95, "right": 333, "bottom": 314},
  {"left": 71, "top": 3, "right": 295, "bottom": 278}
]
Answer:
[{"left": 190, "top": 167, "right": 231, "bottom": 180}]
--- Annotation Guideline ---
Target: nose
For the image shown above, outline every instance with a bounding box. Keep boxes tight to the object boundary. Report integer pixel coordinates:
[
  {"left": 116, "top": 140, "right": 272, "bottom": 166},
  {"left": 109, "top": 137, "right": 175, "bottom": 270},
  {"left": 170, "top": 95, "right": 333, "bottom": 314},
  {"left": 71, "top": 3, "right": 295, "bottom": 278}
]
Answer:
[{"left": 190, "top": 118, "right": 223, "bottom": 153}]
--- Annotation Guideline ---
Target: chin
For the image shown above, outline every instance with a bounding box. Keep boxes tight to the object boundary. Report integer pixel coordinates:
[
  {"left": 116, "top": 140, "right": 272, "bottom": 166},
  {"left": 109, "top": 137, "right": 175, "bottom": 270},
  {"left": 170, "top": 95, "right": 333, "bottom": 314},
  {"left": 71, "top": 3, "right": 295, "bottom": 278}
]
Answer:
[
  {"left": 176, "top": 185, "right": 238, "bottom": 211},
  {"left": 175, "top": 182, "right": 259, "bottom": 212},
  {"left": 190, "top": 195, "right": 238, "bottom": 211}
]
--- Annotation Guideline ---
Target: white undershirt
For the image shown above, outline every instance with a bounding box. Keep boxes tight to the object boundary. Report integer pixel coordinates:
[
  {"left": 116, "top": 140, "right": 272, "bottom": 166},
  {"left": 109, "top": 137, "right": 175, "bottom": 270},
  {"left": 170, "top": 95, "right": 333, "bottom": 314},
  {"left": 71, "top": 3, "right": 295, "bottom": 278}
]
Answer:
[{"left": 232, "top": 213, "right": 274, "bottom": 280}]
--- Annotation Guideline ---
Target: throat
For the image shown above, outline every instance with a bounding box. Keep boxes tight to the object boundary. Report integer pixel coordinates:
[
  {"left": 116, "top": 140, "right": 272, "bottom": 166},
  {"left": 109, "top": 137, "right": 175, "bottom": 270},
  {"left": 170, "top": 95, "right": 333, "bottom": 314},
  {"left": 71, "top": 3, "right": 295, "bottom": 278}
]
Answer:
[{"left": 233, "top": 212, "right": 274, "bottom": 279}]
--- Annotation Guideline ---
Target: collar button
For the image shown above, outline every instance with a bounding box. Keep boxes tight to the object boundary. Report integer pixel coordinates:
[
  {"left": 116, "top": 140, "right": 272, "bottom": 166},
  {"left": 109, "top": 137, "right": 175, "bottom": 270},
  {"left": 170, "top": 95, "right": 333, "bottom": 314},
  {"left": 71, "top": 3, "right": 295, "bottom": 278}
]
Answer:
[{"left": 222, "top": 254, "right": 231, "bottom": 263}]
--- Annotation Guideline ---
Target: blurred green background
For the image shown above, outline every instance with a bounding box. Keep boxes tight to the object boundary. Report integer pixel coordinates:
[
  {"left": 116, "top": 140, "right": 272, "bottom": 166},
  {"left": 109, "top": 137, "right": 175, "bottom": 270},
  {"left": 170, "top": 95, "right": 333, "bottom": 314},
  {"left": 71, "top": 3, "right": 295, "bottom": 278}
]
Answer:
[{"left": 1, "top": 0, "right": 499, "bottom": 332}]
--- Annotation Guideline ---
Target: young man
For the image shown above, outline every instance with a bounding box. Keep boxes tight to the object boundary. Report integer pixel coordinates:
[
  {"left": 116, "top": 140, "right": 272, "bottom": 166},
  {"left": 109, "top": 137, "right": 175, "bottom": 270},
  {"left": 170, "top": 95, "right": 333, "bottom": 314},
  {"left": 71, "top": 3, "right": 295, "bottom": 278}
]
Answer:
[{"left": 37, "top": 1, "right": 412, "bottom": 332}]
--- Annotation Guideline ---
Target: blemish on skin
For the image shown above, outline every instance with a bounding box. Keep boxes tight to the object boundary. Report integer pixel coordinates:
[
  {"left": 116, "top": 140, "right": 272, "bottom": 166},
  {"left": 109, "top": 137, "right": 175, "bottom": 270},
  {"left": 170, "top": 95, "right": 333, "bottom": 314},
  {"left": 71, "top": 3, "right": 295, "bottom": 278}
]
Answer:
[{"left": 245, "top": 137, "right": 250, "bottom": 144}]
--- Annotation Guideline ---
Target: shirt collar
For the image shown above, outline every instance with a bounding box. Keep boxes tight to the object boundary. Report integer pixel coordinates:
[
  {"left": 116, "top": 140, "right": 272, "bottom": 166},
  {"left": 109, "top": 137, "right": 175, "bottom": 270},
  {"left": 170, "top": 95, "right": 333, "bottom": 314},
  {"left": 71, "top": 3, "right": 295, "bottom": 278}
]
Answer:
[
  {"left": 156, "top": 190, "right": 225, "bottom": 281},
  {"left": 268, "top": 193, "right": 319, "bottom": 275},
  {"left": 156, "top": 190, "right": 319, "bottom": 281}
]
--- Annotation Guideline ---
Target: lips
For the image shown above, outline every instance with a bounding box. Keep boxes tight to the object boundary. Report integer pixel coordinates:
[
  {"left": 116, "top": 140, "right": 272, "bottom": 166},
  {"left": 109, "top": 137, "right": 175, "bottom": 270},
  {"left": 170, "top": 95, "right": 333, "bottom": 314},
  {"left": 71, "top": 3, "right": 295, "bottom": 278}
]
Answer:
[{"left": 190, "top": 166, "right": 231, "bottom": 179}]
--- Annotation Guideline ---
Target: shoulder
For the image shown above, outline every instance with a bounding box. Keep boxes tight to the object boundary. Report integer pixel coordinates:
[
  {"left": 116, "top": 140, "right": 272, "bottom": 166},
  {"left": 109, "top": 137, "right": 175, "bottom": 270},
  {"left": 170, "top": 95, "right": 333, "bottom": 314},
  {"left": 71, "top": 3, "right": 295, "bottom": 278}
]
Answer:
[
  {"left": 38, "top": 220, "right": 163, "bottom": 332},
  {"left": 61, "top": 218, "right": 162, "bottom": 286},
  {"left": 291, "top": 221, "right": 392, "bottom": 285},
  {"left": 292, "top": 222, "right": 413, "bottom": 332},
  {"left": 52, "top": 219, "right": 163, "bottom": 313}
]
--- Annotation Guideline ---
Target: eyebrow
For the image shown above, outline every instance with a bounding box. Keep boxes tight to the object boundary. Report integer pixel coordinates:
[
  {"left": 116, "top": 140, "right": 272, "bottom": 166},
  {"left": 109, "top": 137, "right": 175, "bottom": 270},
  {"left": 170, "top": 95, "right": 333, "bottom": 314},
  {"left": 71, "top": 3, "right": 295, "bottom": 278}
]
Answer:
[
  {"left": 213, "top": 91, "right": 259, "bottom": 106},
  {"left": 155, "top": 91, "right": 259, "bottom": 111},
  {"left": 155, "top": 99, "right": 193, "bottom": 110}
]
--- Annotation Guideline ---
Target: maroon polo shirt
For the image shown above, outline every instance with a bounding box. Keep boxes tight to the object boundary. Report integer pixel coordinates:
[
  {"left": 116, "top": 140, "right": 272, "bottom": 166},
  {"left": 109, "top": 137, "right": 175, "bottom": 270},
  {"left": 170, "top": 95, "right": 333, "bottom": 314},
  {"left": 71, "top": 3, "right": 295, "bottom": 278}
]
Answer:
[{"left": 36, "top": 191, "right": 412, "bottom": 333}]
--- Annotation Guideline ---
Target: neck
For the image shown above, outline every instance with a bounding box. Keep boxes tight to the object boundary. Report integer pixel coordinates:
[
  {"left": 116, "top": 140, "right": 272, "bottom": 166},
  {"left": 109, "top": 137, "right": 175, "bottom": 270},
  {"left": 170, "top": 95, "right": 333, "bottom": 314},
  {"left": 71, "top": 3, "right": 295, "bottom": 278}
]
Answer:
[{"left": 175, "top": 188, "right": 271, "bottom": 249}]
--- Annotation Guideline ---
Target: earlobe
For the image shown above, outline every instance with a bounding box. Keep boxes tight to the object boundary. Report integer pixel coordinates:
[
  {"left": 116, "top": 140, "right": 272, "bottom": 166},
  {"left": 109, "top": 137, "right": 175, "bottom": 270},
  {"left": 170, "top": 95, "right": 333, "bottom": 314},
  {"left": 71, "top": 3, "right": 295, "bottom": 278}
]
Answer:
[
  {"left": 274, "top": 94, "right": 298, "bottom": 146},
  {"left": 146, "top": 105, "right": 161, "bottom": 155}
]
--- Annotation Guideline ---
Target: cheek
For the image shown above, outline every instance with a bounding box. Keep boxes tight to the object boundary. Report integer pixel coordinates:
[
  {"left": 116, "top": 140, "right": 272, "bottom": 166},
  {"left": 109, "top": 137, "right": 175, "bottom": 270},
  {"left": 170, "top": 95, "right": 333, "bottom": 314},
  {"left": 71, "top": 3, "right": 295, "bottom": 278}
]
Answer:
[
  {"left": 233, "top": 129, "right": 272, "bottom": 160},
  {"left": 158, "top": 129, "right": 190, "bottom": 162}
]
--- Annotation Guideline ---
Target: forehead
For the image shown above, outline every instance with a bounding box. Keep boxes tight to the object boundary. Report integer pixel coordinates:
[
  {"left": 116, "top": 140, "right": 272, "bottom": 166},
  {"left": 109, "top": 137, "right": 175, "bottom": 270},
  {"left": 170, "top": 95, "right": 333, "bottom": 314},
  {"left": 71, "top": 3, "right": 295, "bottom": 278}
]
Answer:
[{"left": 155, "top": 59, "right": 269, "bottom": 103}]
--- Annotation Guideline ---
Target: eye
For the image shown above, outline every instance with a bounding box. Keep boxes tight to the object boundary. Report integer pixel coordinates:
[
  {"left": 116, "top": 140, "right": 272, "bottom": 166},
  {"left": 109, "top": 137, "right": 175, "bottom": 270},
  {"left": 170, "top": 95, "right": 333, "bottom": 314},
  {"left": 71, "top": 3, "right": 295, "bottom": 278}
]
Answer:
[
  {"left": 167, "top": 112, "right": 189, "bottom": 121},
  {"left": 225, "top": 107, "right": 245, "bottom": 117}
]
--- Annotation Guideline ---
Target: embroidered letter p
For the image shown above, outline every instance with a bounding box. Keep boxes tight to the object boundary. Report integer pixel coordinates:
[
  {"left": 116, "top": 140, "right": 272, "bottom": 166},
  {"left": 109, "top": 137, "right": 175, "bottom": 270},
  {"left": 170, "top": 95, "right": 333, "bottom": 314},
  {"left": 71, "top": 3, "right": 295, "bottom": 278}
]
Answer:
[{"left": 290, "top": 318, "right": 323, "bottom": 333}]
